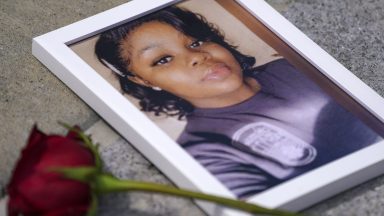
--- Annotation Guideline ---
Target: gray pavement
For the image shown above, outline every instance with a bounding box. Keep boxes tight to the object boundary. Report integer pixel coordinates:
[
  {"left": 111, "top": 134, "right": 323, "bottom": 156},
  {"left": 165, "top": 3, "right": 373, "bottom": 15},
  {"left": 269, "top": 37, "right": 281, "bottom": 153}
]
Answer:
[{"left": 1, "top": 0, "right": 384, "bottom": 215}]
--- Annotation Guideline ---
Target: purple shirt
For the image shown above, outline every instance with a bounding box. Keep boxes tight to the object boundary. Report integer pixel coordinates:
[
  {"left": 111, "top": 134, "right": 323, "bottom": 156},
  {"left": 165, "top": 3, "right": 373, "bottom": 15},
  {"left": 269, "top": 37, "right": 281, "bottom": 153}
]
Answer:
[{"left": 177, "top": 59, "right": 381, "bottom": 198}]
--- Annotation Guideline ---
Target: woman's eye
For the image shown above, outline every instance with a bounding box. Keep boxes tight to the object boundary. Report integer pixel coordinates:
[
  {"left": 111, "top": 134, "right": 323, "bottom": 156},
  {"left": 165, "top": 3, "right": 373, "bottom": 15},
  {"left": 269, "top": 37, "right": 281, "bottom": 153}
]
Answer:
[
  {"left": 153, "top": 56, "right": 172, "bottom": 66},
  {"left": 189, "top": 40, "right": 204, "bottom": 48}
]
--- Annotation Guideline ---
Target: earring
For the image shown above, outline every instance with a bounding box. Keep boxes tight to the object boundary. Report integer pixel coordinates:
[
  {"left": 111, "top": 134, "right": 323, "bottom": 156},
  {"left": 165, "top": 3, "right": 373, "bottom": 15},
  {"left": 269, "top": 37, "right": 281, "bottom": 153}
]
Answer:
[
  {"left": 143, "top": 80, "right": 161, "bottom": 91},
  {"left": 152, "top": 86, "right": 162, "bottom": 91}
]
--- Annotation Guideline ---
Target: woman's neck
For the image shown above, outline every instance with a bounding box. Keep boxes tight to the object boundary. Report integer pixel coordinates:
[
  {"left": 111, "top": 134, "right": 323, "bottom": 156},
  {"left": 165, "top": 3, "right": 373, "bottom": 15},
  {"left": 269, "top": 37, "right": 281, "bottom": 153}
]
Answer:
[{"left": 191, "top": 77, "right": 261, "bottom": 109}]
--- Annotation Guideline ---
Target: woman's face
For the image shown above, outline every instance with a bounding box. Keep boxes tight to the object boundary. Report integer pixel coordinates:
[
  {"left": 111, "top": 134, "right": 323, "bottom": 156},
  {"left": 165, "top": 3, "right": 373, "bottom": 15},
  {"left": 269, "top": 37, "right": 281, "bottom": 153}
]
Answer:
[{"left": 120, "top": 21, "right": 247, "bottom": 108}]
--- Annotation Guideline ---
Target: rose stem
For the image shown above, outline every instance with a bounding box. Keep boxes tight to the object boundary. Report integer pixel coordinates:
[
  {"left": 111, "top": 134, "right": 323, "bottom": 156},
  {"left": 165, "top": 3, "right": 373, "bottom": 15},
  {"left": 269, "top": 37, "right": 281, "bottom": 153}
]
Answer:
[{"left": 95, "top": 174, "right": 298, "bottom": 216}]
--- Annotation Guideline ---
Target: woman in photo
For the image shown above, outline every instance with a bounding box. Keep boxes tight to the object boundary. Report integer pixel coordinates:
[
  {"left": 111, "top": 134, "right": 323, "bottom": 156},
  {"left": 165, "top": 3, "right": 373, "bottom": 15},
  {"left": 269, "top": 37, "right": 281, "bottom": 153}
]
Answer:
[{"left": 94, "top": 6, "right": 381, "bottom": 199}]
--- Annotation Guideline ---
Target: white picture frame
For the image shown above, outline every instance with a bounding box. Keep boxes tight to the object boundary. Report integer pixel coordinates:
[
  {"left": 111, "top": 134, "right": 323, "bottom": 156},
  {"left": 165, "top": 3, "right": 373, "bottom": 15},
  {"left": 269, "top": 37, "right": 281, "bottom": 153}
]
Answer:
[{"left": 32, "top": 0, "right": 384, "bottom": 215}]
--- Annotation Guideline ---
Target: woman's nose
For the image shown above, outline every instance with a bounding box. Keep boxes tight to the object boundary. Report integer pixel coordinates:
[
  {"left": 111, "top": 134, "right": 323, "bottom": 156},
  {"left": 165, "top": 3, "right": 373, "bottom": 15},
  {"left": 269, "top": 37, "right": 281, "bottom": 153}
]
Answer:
[{"left": 189, "top": 51, "right": 210, "bottom": 67}]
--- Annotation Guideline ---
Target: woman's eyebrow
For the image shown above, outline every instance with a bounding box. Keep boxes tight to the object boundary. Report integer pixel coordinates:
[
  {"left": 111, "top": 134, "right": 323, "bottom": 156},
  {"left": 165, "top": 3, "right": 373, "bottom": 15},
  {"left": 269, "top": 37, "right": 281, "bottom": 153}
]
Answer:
[{"left": 138, "top": 43, "right": 161, "bottom": 57}]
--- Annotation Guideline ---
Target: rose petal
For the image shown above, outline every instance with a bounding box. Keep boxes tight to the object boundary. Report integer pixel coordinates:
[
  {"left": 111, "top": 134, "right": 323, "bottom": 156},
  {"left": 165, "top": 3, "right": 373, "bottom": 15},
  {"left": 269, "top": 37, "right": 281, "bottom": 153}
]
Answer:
[
  {"left": 18, "top": 171, "right": 91, "bottom": 212},
  {"left": 66, "top": 125, "right": 82, "bottom": 140},
  {"left": 25, "top": 125, "right": 46, "bottom": 149},
  {"left": 7, "top": 126, "right": 94, "bottom": 216},
  {"left": 43, "top": 205, "right": 89, "bottom": 216},
  {"left": 7, "top": 194, "right": 38, "bottom": 216},
  {"left": 36, "top": 137, "right": 94, "bottom": 169},
  {"left": 7, "top": 138, "right": 46, "bottom": 190}
]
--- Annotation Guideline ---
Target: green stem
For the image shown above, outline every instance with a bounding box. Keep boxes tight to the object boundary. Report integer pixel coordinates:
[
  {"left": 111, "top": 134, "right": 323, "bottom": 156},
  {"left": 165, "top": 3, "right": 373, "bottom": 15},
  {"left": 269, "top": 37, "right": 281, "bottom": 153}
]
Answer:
[
  {"left": 95, "top": 174, "right": 298, "bottom": 216},
  {"left": 86, "top": 192, "right": 98, "bottom": 216}
]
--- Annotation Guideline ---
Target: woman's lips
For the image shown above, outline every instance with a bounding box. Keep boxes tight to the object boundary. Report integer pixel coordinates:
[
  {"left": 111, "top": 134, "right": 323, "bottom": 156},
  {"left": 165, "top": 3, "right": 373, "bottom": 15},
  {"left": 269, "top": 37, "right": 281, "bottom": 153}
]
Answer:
[{"left": 202, "top": 63, "right": 231, "bottom": 81}]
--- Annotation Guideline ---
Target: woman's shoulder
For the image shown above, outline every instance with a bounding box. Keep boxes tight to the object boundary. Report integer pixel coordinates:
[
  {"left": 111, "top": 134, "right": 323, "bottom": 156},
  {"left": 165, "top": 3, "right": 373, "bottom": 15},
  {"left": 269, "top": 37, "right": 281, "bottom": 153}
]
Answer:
[
  {"left": 253, "top": 58, "right": 295, "bottom": 75},
  {"left": 251, "top": 58, "right": 303, "bottom": 84},
  {"left": 251, "top": 58, "right": 325, "bottom": 96}
]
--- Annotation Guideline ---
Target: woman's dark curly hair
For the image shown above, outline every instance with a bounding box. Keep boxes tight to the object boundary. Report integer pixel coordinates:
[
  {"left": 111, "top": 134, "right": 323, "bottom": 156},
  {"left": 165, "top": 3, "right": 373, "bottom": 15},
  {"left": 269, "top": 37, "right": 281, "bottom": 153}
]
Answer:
[{"left": 95, "top": 6, "right": 256, "bottom": 119}]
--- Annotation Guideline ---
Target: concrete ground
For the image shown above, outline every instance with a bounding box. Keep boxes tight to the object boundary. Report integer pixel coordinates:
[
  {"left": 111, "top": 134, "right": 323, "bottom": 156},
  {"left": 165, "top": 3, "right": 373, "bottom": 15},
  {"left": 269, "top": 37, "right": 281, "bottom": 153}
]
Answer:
[{"left": 1, "top": 0, "right": 384, "bottom": 215}]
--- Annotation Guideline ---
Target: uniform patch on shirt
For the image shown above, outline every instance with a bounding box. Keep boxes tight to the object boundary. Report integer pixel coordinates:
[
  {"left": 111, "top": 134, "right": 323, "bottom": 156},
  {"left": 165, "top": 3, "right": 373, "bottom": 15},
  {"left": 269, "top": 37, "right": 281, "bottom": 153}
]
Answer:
[{"left": 232, "top": 122, "right": 317, "bottom": 167}]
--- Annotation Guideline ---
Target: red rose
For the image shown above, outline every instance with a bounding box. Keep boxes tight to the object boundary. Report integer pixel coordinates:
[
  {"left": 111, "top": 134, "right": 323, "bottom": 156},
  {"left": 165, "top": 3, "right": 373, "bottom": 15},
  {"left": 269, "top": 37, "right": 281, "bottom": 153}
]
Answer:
[
  {"left": 7, "top": 126, "right": 95, "bottom": 216},
  {"left": 5, "top": 125, "right": 296, "bottom": 216}
]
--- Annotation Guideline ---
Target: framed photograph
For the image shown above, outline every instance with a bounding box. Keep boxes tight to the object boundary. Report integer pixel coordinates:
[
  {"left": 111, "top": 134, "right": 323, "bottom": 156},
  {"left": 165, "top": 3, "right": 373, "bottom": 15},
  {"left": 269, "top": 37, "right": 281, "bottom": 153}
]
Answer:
[{"left": 32, "top": 0, "right": 384, "bottom": 215}]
